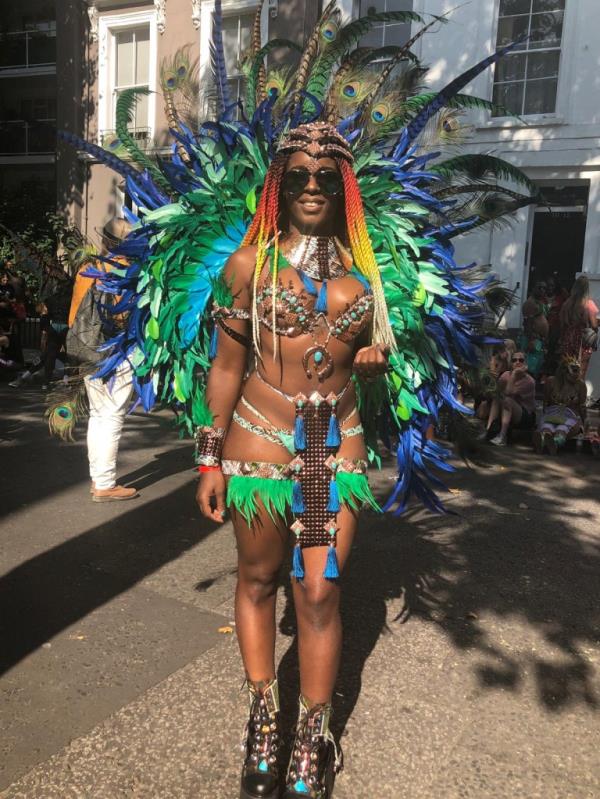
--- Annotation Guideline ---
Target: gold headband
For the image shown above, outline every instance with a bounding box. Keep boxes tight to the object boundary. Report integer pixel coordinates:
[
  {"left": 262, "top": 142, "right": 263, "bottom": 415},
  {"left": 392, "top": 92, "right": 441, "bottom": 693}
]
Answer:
[{"left": 278, "top": 122, "right": 354, "bottom": 164}]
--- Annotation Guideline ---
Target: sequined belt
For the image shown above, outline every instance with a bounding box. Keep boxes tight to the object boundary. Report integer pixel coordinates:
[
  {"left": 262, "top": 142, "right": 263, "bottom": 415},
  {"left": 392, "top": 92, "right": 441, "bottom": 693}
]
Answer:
[{"left": 222, "top": 457, "right": 368, "bottom": 478}]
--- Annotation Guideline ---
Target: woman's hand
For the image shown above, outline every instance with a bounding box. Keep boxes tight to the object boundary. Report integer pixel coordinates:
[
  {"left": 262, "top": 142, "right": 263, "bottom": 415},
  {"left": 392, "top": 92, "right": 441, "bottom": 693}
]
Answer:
[
  {"left": 196, "top": 470, "right": 227, "bottom": 523},
  {"left": 353, "top": 344, "right": 390, "bottom": 381}
]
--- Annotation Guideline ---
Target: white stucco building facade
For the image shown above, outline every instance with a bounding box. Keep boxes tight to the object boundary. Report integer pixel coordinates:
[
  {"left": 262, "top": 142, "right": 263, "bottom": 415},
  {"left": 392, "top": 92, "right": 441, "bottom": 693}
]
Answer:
[{"left": 403, "top": 0, "right": 600, "bottom": 334}]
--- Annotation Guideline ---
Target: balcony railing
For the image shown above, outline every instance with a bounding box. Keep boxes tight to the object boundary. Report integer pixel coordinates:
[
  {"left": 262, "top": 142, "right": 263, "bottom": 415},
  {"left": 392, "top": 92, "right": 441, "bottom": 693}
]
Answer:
[
  {"left": 100, "top": 127, "right": 152, "bottom": 152},
  {"left": 0, "top": 120, "right": 56, "bottom": 155},
  {"left": 0, "top": 29, "right": 56, "bottom": 71}
]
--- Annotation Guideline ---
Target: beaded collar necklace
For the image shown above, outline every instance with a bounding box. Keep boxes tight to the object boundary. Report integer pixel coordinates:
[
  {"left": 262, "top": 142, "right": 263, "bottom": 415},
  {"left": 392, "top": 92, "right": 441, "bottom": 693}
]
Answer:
[{"left": 283, "top": 234, "right": 348, "bottom": 281}]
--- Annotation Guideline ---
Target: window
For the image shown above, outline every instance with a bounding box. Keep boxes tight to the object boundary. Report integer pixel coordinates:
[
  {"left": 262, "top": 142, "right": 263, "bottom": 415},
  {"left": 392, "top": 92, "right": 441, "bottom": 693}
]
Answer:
[
  {"left": 358, "top": 0, "right": 414, "bottom": 49},
  {"left": 113, "top": 26, "right": 151, "bottom": 132},
  {"left": 492, "top": 0, "right": 565, "bottom": 116},
  {"left": 97, "top": 11, "right": 157, "bottom": 148},
  {"left": 221, "top": 11, "right": 254, "bottom": 106}
]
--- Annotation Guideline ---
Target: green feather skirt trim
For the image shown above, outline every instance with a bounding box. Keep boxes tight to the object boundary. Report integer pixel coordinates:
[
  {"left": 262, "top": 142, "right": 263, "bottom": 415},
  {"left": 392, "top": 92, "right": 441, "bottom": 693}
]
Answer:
[
  {"left": 226, "top": 477, "right": 294, "bottom": 526},
  {"left": 336, "top": 472, "right": 381, "bottom": 512},
  {"left": 226, "top": 472, "right": 380, "bottom": 526}
]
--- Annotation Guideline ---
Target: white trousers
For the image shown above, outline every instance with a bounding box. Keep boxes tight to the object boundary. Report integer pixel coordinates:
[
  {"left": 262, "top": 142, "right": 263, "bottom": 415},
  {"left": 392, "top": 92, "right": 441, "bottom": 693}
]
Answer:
[{"left": 85, "top": 363, "right": 133, "bottom": 490}]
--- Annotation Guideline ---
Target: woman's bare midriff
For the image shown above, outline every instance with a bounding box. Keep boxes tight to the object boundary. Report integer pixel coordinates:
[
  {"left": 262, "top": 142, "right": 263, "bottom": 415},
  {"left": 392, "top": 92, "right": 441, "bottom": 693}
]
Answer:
[{"left": 221, "top": 275, "right": 369, "bottom": 464}]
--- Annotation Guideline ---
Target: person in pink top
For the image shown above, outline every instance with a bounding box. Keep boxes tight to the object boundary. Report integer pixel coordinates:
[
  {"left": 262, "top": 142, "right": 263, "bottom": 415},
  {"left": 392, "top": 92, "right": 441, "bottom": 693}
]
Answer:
[
  {"left": 559, "top": 275, "right": 599, "bottom": 379},
  {"left": 483, "top": 351, "right": 537, "bottom": 446}
]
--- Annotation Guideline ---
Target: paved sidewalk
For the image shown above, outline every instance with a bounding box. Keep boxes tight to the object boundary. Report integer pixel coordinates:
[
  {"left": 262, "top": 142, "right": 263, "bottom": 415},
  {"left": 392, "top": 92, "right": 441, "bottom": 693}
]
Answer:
[{"left": 1, "top": 385, "right": 599, "bottom": 798}]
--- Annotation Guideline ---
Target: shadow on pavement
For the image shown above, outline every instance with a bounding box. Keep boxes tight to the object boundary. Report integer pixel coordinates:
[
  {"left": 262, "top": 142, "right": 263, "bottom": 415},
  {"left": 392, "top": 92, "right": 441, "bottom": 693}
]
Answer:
[
  {"left": 0, "top": 480, "right": 220, "bottom": 676},
  {"left": 0, "top": 388, "right": 219, "bottom": 676},
  {"left": 274, "top": 446, "right": 599, "bottom": 773}
]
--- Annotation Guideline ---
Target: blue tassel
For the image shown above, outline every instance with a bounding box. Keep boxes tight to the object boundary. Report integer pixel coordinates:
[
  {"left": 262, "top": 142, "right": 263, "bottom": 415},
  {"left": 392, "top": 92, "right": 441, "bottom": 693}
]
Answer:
[
  {"left": 299, "top": 271, "right": 318, "bottom": 296},
  {"left": 292, "top": 480, "right": 306, "bottom": 513},
  {"left": 323, "top": 544, "right": 339, "bottom": 579},
  {"left": 315, "top": 281, "right": 328, "bottom": 313},
  {"left": 327, "top": 478, "right": 340, "bottom": 513},
  {"left": 292, "top": 543, "right": 305, "bottom": 579},
  {"left": 209, "top": 325, "right": 218, "bottom": 360},
  {"left": 294, "top": 413, "right": 306, "bottom": 451},
  {"left": 326, "top": 412, "right": 341, "bottom": 448}
]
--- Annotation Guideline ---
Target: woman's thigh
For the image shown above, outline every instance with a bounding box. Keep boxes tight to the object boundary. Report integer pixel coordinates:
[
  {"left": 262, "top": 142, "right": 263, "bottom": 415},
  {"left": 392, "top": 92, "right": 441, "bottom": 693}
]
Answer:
[
  {"left": 231, "top": 502, "right": 288, "bottom": 576},
  {"left": 504, "top": 397, "right": 523, "bottom": 424}
]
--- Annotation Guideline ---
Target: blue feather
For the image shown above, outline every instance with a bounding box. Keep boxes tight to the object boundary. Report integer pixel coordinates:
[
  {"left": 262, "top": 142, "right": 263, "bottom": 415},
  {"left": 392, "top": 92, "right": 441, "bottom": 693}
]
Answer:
[{"left": 210, "top": 0, "right": 233, "bottom": 118}]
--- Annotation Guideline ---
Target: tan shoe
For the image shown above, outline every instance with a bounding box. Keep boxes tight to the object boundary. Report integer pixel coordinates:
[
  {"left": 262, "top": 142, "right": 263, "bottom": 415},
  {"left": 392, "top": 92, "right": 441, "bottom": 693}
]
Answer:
[{"left": 92, "top": 485, "right": 139, "bottom": 502}]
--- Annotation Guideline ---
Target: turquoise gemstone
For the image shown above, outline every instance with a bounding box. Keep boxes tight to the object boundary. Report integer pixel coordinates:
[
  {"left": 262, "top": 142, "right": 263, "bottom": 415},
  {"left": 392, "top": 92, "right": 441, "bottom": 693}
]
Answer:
[
  {"left": 351, "top": 312, "right": 357, "bottom": 320},
  {"left": 293, "top": 779, "right": 310, "bottom": 794},
  {"left": 258, "top": 759, "right": 269, "bottom": 773},
  {"left": 289, "top": 296, "right": 297, "bottom": 305},
  {"left": 343, "top": 319, "right": 350, "bottom": 327},
  {"left": 314, "top": 351, "right": 323, "bottom": 363}
]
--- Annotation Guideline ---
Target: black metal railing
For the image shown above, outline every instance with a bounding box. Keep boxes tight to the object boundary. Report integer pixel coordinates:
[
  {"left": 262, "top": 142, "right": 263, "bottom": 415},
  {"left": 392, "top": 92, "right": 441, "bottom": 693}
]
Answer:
[
  {"left": 19, "top": 317, "right": 42, "bottom": 349},
  {"left": 100, "top": 127, "right": 151, "bottom": 152},
  {"left": 0, "top": 120, "right": 56, "bottom": 155},
  {"left": 0, "top": 28, "right": 56, "bottom": 71}
]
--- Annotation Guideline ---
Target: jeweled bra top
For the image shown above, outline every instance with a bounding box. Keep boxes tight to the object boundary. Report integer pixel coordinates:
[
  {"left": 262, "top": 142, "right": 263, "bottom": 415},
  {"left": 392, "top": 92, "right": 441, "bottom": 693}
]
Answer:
[{"left": 255, "top": 247, "right": 374, "bottom": 343}]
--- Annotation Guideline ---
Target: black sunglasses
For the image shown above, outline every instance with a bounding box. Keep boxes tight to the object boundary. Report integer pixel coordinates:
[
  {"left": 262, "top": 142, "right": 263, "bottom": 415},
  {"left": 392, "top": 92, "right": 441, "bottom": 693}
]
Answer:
[
  {"left": 281, "top": 167, "right": 344, "bottom": 197},
  {"left": 512, "top": 357, "right": 525, "bottom": 363}
]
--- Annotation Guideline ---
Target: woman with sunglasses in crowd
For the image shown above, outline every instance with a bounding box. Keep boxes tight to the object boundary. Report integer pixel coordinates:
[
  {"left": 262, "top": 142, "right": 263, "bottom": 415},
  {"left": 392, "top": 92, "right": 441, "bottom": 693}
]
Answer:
[
  {"left": 195, "top": 124, "right": 390, "bottom": 799},
  {"left": 481, "top": 351, "right": 536, "bottom": 446},
  {"left": 534, "top": 357, "right": 587, "bottom": 455}
]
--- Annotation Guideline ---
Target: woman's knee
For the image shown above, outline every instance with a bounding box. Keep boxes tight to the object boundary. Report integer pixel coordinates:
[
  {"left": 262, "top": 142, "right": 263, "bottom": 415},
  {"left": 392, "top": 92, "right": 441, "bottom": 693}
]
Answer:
[
  {"left": 238, "top": 565, "right": 279, "bottom": 606},
  {"left": 295, "top": 577, "right": 339, "bottom": 630}
]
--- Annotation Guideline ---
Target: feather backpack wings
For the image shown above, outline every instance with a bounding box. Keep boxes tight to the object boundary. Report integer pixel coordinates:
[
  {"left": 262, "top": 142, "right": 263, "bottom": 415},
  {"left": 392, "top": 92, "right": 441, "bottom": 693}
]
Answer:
[{"left": 67, "top": 0, "right": 538, "bottom": 511}]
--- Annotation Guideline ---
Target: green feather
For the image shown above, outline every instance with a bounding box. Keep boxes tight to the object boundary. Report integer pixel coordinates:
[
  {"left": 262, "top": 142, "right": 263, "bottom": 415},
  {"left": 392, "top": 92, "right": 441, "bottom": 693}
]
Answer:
[
  {"left": 336, "top": 472, "right": 380, "bottom": 512},
  {"left": 226, "top": 476, "right": 293, "bottom": 525},
  {"left": 115, "top": 87, "right": 172, "bottom": 194},
  {"left": 430, "top": 154, "right": 539, "bottom": 194}
]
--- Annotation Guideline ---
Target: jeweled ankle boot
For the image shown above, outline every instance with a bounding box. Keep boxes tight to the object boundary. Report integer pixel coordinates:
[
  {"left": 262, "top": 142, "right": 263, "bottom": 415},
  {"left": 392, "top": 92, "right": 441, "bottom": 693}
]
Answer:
[
  {"left": 283, "top": 696, "right": 343, "bottom": 798},
  {"left": 240, "top": 678, "right": 281, "bottom": 799}
]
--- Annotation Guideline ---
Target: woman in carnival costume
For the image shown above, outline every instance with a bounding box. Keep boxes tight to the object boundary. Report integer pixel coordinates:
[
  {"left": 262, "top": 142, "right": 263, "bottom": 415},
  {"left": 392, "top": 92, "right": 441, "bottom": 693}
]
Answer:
[{"left": 59, "top": 2, "right": 538, "bottom": 795}]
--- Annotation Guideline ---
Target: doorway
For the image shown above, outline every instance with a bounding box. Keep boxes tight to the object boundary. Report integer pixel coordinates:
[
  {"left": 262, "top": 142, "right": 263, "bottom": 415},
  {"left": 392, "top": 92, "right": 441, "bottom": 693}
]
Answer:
[{"left": 527, "top": 183, "right": 589, "bottom": 296}]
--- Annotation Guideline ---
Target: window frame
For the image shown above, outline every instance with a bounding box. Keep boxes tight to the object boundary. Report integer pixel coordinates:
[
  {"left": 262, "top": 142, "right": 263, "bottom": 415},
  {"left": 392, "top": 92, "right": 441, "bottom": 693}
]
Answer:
[
  {"left": 97, "top": 10, "right": 157, "bottom": 145},
  {"left": 356, "top": 0, "right": 415, "bottom": 50},
  {"left": 481, "top": 0, "right": 576, "bottom": 127}
]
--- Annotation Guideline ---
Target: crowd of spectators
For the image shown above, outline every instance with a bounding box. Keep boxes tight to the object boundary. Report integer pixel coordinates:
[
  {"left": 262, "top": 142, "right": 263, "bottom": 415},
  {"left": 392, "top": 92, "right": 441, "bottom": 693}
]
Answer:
[{"left": 476, "top": 274, "right": 599, "bottom": 456}]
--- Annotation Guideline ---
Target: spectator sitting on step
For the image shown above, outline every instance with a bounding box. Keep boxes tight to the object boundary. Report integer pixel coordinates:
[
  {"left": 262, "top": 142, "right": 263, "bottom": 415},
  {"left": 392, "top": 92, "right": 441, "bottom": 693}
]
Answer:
[
  {"left": 482, "top": 351, "right": 536, "bottom": 447},
  {"left": 474, "top": 339, "right": 516, "bottom": 421},
  {"left": 533, "top": 356, "right": 587, "bottom": 455}
]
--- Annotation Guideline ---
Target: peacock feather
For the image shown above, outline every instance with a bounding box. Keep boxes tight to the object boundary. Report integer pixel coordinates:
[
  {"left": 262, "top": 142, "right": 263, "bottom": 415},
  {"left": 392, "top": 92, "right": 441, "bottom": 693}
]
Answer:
[{"left": 45, "top": 381, "right": 88, "bottom": 442}]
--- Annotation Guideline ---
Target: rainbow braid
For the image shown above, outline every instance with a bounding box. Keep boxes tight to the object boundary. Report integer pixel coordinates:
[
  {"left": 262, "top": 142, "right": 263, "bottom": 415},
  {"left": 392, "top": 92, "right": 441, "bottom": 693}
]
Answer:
[
  {"left": 242, "top": 154, "right": 286, "bottom": 356},
  {"left": 340, "top": 159, "right": 396, "bottom": 352}
]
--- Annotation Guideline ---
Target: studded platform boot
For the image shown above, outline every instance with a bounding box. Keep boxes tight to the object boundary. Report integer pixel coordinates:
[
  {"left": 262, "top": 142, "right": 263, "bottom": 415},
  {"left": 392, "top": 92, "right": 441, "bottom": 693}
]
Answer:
[
  {"left": 283, "top": 696, "right": 343, "bottom": 798},
  {"left": 240, "top": 678, "right": 281, "bottom": 799}
]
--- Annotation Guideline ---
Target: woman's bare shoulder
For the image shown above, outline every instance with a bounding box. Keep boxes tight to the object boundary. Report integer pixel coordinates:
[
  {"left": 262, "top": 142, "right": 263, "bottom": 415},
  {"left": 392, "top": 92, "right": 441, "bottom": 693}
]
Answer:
[{"left": 223, "top": 245, "right": 258, "bottom": 286}]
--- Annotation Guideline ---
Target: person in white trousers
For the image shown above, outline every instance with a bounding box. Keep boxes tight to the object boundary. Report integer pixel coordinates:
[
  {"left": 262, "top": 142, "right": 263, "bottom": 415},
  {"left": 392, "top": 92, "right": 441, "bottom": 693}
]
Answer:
[
  {"left": 86, "top": 360, "right": 138, "bottom": 502},
  {"left": 69, "top": 218, "right": 139, "bottom": 503}
]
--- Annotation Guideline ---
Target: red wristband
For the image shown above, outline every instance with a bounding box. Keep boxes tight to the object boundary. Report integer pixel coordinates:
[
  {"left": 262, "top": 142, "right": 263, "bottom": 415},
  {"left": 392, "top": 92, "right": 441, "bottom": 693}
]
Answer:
[{"left": 198, "top": 465, "right": 222, "bottom": 473}]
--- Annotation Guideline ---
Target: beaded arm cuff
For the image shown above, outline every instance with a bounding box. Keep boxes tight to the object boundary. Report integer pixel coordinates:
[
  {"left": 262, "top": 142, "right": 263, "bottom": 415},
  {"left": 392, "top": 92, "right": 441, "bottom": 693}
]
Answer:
[{"left": 195, "top": 426, "right": 226, "bottom": 466}]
